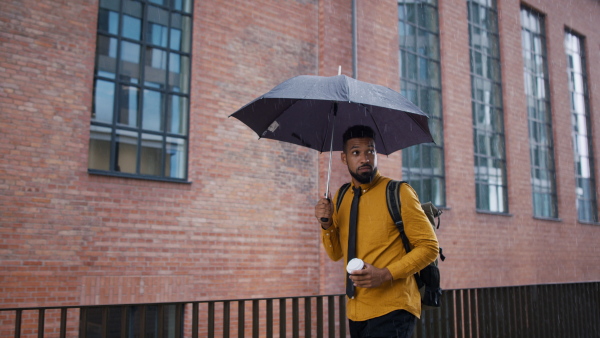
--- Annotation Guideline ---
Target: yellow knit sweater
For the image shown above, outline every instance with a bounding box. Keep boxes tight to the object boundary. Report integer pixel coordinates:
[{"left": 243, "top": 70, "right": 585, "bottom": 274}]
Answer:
[{"left": 321, "top": 173, "right": 439, "bottom": 321}]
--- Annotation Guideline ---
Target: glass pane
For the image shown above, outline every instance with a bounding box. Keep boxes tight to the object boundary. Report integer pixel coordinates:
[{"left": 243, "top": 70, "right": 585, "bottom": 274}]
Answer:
[
  {"left": 98, "top": 8, "right": 119, "bottom": 34},
  {"left": 122, "top": 15, "right": 142, "bottom": 41},
  {"left": 99, "top": 0, "right": 120, "bottom": 12},
  {"left": 427, "top": 60, "right": 440, "bottom": 88},
  {"left": 115, "top": 129, "right": 138, "bottom": 173},
  {"left": 170, "top": 20, "right": 182, "bottom": 51},
  {"left": 419, "top": 4, "right": 438, "bottom": 31},
  {"left": 118, "top": 84, "right": 139, "bottom": 127},
  {"left": 405, "top": 4, "right": 416, "bottom": 23},
  {"left": 120, "top": 41, "right": 141, "bottom": 82},
  {"left": 167, "top": 95, "right": 188, "bottom": 134},
  {"left": 432, "top": 147, "right": 444, "bottom": 174},
  {"left": 405, "top": 52, "right": 417, "bottom": 80},
  {"left": 96, "top": 35, "right": 118, "bottom": 78},
  {"left": 143, "top": 89, "right": 164, "bottom": 131},
  {"left": 424, "top": 32, "right": 439, "bottom": 59},
  {"left": 93, "top": 79, "right": 115, "bottom": 123},
  {"left": 169, "top": 53, "right": 189, "bottom": 93},
  {"left": 166, "top": 137, "right": 186, "bottom": 179},
  {"left": 147, "top": 5, "right": 169, "bottom": 47},
  {"left": 422, "top": 145, "right": 432, "bottom": 168},
  {"left": 88, "top": 126, "right": 112, "bottom": 170},
  {"left": 175, "top": 15, "right": 191, "bottom": 53},
  {"left": 400, "top": 80, "right": 417, "bottom": 104},
  {"left": 122, "top": 0, "right": 142, "bottom": 40},
  {"left": 175, "top": 0, "right": 193, "bottom": 13},
  {"left": 145, "top": 47, "right": 168, "bottom": 87},
  {"left": 399, "top": 23, "right": 416, "bottom": 52},
  {"left": 140, "top": 133, "right": 163, "bottom": 176}
]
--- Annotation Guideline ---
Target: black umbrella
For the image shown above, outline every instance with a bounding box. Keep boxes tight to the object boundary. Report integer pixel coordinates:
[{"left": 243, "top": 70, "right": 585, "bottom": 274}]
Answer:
[{"left": 230, "top": 74, "right": 434, "bottom": 197}]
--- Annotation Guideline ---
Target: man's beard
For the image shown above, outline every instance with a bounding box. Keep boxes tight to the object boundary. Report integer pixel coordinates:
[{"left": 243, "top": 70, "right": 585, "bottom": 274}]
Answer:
[{"left": 349, "top": 166, "right": 378, "bottom": 184}]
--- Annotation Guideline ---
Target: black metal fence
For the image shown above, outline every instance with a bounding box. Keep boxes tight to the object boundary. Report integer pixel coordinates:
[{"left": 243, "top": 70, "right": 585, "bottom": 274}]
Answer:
[{"left": 1, "top": 282, "right": 598, "bottom": 337}]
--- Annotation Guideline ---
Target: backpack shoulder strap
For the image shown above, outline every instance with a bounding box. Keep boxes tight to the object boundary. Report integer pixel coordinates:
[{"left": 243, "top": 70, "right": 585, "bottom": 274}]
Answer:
[
  {"left": 335, "top": 182, "right": 352, "bottom": 212},
  {"left": 386, "top": 180, "right": 412, "bottom": 254}
]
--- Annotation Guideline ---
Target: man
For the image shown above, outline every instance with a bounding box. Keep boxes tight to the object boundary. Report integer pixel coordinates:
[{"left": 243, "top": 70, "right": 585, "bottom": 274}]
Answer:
[{"left": 314, "top": 125, "right": 439, "bottom": 338}]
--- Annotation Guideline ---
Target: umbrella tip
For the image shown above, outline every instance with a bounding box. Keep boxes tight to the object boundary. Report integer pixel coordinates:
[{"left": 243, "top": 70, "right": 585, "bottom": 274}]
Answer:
[{"left": 338, "top": 65, "right": 341, "bottom": 75}]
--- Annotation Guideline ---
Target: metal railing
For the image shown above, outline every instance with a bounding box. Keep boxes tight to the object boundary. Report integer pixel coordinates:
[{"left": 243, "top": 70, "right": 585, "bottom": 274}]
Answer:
[{"left": 1, "top": 282, "right": 598, "bottom": 337}]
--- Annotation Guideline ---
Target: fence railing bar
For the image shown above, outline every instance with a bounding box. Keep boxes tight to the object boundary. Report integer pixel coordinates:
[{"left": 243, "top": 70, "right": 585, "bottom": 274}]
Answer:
[
  {"left": 237, "top": 300, "right": 245, "bottom": 337},
  {"left": 224, "top": 301, "right": 231, "bottom": 338},
  {"left": 446, "top": 289, "right": 455, "bottom": 338},
  {"left": 478, "top": 288, "right": 488, "bottom": 338},
  {"left": 339, "top": 295, "right": 346, "bottom": 338},
  {"left": 304, "top": 297, "right": 312, "bottom": 338},
  {"left": 279, "top": 298, "right": 286, "bottom": 337},
  {"left": 157, "top": 305, "right": 164, "bottom": 338},
  {"left": 59, "top": 307, "right": 67, "bottom": 338},
  {"left": 121, "top": 305, "right": 128, "bottom": 338},
  {"left": 37, "top": 308, "right": 44, "bottom": 338},
  {"left": 102, "top": 306, "right": 109, "bottom": 338},
  {"left": 78, "top": 307, "right": 85, "bottom": 338},
  {"left": 14, "top": 308, "right": 22, "bottom": 338},
  {"left": 266, "top": 299, "right": 273, "bottom": 338},
  {"left": 327, "top": 296, "right": 335, "bottom": 338},
  {"left": 455, "top": 289, "right": 463, "bottom": 338},
  {"left": 292, "top": 297, "right": 299, "bottom": 338},
  {"left": 252, "top": 299, "right": 259, "bottom": 338},
  {"left": 139, "top": 305, "right": 147, "bottom": 338},
  {"left": 465, "top": 289, "right": 474, "bottom": 338},
  {"left": 316, "top": 296, "right": 323, "bottom": 338}
]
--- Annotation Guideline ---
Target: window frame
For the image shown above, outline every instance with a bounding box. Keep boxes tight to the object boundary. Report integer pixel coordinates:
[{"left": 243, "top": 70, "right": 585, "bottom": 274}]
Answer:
[
  {"left": 564, "top": 29, "right": 599, "bottom": 223},
  {"left": 88, "top": 0, "right": 193, "bottom": 183},
  {"left": 467, "top": 0, "right": 509, "bottom": 214},
  {"left": 520, "top": 6, "right": 558, "bottom": 219},
  {"left": 398, "top": 0, "right": 446, "bottom": 207}
]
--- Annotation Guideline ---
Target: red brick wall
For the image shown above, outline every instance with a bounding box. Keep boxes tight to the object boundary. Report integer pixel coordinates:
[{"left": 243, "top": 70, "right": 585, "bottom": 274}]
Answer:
[{"left": 1, "top": 0, "right": 599, "bottom": 316}]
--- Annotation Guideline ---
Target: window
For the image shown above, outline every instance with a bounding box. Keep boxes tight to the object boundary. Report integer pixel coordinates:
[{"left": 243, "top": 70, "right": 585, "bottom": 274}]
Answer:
[
  {"left": 89, "top": 0, "right": 193, "bottom": 181},
  {"left": 467, "top": 0, "right": 507, "bottom": 213},
  {"left": 521, "top": 8, "right": 557, "bottom": 218},
  {"left": 565, "top": 30, "right": 598, "bottom": 223},
  {"left": 398, "top": 0, "right": 445, "bottom": 207}
]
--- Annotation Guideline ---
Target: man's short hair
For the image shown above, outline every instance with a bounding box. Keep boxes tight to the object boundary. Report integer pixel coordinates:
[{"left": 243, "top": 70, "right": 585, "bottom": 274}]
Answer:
[{"left": 342, "top": 125, "right": 375, "bottom": 150}]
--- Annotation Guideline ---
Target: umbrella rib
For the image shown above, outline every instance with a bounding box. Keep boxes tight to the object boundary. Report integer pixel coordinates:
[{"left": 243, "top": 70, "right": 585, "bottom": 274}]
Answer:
[
  {"left": 366, "top": 105, "right": 390, "bottom": 155},
  {"left": 404, "top": 110, "right": 435, "bottom": 145},
  {"left": 318, "top": 103, "right": 336, "bottom": 153}
]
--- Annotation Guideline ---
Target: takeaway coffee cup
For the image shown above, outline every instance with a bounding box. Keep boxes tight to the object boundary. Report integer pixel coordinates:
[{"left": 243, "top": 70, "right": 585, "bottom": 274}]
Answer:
[{"left": 346, "top": 258, "right": 365, "bottom": 274}]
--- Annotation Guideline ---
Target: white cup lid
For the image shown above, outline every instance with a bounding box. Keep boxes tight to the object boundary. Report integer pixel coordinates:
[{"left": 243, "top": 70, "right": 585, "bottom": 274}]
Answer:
[{"left": 346, "top": 258, "right": 364, "bottom": 274}]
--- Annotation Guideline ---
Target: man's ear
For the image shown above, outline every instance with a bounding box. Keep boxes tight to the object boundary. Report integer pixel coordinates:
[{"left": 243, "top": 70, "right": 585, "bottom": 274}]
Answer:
[{"left": 341, "top": 151, "right": 347, "bottom": 165}]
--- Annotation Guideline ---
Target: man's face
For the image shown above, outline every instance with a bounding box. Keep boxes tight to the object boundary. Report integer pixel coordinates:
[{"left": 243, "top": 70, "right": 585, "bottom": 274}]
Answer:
[{"left": 341, "top": 137, "right": 378, "bottom": 185}]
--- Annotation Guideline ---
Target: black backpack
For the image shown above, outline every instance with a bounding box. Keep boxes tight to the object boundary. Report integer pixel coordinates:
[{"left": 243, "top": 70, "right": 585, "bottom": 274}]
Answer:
[{"left": 335, "top": 180, "right": 445, "bottom": 309}]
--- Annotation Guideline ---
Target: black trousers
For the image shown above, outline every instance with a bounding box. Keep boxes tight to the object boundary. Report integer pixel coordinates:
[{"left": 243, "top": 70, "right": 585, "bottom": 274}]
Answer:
[{"left": 349, "top": 310, "right": 416, "bottom": 338}]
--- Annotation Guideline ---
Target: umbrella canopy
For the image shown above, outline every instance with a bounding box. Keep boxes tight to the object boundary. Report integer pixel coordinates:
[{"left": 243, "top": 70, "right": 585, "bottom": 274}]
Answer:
[{"left": 230, "top": 74, "right": 434, "bottom": 156}]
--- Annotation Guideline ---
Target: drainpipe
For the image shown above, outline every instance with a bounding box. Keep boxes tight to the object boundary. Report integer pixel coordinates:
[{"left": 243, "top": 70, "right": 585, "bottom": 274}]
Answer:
[{"left": 352, "top": 0, "right": 357, "bottom": 79}]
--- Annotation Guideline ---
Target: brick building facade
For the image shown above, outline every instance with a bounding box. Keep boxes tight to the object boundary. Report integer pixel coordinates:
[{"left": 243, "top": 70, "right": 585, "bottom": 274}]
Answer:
[{"left": 1, "top": 0, "right": 599, "bottom": 317}]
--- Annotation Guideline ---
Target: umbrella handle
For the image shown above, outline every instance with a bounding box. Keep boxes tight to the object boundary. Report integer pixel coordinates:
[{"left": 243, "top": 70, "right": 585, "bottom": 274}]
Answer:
[{"left": 320, "top": 195, "right": 330, "bottom": 223}]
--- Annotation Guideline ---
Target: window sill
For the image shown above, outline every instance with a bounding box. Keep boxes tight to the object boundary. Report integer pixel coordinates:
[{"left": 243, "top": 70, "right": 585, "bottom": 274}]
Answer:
[
  {"left": 579, "top": 220, "right": 600, "bottom": 226},
  {"left": 88, "top": 169, "right": 192, "bottom": 184},
  {"left": 533, "top": 216, "right": 562, "bottom": 222},
  {"left": 475, "top": 209, "right": 513, "bottom": 217}
]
